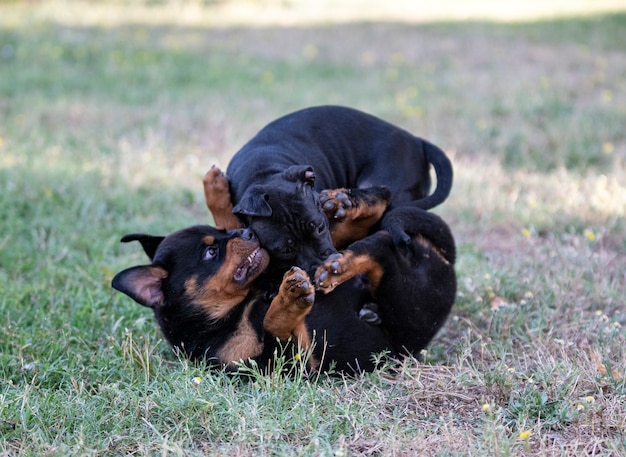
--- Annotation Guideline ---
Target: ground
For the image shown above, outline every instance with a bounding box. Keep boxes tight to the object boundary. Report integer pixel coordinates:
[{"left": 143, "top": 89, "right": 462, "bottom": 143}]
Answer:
[{"left": 0, "top": 1, "right": 625, "bottom": 455}]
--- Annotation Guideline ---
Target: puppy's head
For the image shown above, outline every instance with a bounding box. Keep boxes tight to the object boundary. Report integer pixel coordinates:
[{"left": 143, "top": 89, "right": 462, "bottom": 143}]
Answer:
[
  {"left": 112, "top": 225, "right": 270, "bottom": 349},
  {"left": 232, "top": 165, "right": 336, "bottom": 272}
]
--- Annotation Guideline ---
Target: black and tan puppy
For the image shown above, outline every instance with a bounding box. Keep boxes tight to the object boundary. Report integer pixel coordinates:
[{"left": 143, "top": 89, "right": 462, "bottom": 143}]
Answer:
[
  {"left": 214, "top": 105, "right": 453, "bottom": 272},
  {"left": 111, "top": 207, "right": 456, "bottom": 374},
  {"left": 111, "top": 226, "right": 315, "bottom": 370}
]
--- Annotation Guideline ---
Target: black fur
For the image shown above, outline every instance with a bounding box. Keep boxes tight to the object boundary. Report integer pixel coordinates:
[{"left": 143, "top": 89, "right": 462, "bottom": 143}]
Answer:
[
  {"left": 225, "top": 105, "right": 453, "bottom": 272},
  {"left": 111, "top": 208, "right": 456, "bottom": 375}
]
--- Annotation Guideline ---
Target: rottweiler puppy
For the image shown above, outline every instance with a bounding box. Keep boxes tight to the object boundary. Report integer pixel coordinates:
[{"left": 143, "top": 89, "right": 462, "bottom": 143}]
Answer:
[
  {"left": 111, "top": 226, "right": 317, "bottom": 371},
  {"left": 111, "top": 206, "right": 456, "bottom": 374},
  {"left": 212, "top": 105, "right": 454, "bottom": 272}
]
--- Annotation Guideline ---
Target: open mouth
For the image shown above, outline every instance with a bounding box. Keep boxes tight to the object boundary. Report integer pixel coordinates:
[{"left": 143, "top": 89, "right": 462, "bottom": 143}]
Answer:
[{"left": 233, "top": 246, "right": 268, "bottom": 284}]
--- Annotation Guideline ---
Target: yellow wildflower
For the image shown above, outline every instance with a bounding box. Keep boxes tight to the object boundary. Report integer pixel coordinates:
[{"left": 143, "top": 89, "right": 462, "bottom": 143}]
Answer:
[
  {"left": 584, "top": 229, "right": 596, "bottom": 242},
  {"left": 518, "top": 430, "right": 532, "bottom": 440}
]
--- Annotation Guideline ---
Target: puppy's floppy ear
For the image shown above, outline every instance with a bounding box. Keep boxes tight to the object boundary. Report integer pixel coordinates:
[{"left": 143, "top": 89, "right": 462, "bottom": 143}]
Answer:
[
  {"left": 283, "top": 165, "right": 315, "bottom": 186},
  {"left": 112, "top": 265, "right": 168, "bottom": 309},
  {"left": 232, "top": 187, "right": 273, "bottom": 217},
  {"left": 120, "top": 234, "right": 165, "bottom": 261}
]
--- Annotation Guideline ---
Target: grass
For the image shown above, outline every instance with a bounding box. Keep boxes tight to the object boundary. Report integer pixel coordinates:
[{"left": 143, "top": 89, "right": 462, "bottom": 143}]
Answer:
[{"left": 1, "top": 1, "right": 625, "bottom": 455}]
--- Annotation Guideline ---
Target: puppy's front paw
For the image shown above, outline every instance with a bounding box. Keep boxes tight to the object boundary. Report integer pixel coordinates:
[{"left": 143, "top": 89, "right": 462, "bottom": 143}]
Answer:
[
  {"left": 314, "top": 253, "right": 349, "bottom": 292},
  {"left": 320, "top": 189, "right": 353, "bottom": 221},
  {"left": 265, "top": 267, "right": 315, "bottom": 345},
  {"left": 282, "top": 267, "right": 315, "bottom": 308}
]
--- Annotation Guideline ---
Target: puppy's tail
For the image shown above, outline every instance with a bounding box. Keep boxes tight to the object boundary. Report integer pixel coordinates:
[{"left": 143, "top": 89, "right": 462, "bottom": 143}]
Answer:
[{"left": 414, "top": 140, "right": 453, "bottom": 210}]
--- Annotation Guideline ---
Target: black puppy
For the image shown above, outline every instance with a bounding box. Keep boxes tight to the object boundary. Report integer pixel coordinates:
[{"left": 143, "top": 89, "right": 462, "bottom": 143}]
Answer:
[
  {"left": 111, "top": 207, "right": 456, "bottom": 374},
  {"left": 217, "top": 105, "right": 453, "bottom": 272},
  {"left": 204, "top": 164, "right": 392, "bottom": 261},
  {"left": 315, "top": 206, "right": 457, "bottom": 357}
]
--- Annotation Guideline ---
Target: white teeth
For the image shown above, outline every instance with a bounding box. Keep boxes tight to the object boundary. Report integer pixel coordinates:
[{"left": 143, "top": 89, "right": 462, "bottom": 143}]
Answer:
[
  {"left": 235, "top": 248, "right": 259, "bottom": 282},
  {"left": 247, "top": 248, "right": 259, "bottom": 265}
]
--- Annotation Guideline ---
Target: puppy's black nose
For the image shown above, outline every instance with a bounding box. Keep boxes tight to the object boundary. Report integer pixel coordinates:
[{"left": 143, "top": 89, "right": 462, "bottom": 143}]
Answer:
[{"left": 241, "top": 228, "right": 255, "bottom": 241}]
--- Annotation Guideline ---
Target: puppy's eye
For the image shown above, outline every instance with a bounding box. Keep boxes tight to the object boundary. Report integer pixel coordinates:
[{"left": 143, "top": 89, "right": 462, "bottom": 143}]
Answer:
[{"left": 203, "top": 246, "right": 218, "bottom": 260}]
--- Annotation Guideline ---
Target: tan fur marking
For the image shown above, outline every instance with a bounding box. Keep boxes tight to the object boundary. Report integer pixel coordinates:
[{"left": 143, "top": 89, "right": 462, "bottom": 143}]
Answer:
[
  {"left": 330, "top": 212, "right": 381, "bottom": 247},
  {"left": 184, "top": 238, "right": 264, "bottom": 321},
  {"left": 264, "top": 268, "right": 320, "bottom": 371},
  {"left": 184, "top": 276, "right": 246, "bottom": 321},
  {"left": 202, "top": 236, "right": 215, "bottom": 245},
  {"left": 264, "top": 292, "right": 313, "bottom": 342},
  {"left": 315, "top": 251, "right": 384, "bottom": 294},
  {"left": 217, "top": 302, "right": 264, "bottom": 366},
  {"left": 203, "top": 166, "right": 243, "bottom": 230},
  {"left": 264, "top": 268, "right": 315, "bottom": 355},
  {"left": 324, "top": 189, "right": 389, "bottom": 247}
]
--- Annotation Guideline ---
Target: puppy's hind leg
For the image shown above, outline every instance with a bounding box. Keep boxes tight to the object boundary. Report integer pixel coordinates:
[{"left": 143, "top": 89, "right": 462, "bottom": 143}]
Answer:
[{"left": 203, "top": 165, "right": 244, "bottom": 230}]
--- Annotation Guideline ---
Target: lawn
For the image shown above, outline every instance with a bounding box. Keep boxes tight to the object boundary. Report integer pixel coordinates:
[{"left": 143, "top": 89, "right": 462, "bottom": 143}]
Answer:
[{"left": 1, "top": 1, "right": 625, "bottom": 455}]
